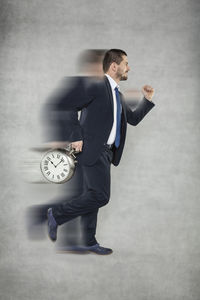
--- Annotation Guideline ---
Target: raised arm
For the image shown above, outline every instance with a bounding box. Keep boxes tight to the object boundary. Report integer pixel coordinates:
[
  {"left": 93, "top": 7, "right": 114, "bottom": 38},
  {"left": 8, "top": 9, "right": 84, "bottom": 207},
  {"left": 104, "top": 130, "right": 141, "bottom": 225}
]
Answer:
[{"left": 123, "top": 85, "right": 155, "bottom": 126}]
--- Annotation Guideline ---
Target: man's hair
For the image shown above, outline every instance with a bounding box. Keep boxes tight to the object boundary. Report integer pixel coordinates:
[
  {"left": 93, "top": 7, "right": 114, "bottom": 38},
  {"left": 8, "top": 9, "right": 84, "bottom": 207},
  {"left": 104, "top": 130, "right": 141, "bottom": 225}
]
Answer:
[{"left": 103, "top": 49, "right": 127, "bottom": 73}]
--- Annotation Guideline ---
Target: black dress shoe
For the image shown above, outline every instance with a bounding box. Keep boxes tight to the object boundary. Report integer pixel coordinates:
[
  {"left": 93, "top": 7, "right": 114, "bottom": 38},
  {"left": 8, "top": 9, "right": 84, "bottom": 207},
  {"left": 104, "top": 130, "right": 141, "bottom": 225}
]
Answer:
[
  {"left": 87, "top": 243, "right": 113, "bottom": 255},
  {"left": 57, "top": 243, "right": 113, "bottom": 255},
  {"left": 47, "top": 208, "right": 58, "bottom": 241}
]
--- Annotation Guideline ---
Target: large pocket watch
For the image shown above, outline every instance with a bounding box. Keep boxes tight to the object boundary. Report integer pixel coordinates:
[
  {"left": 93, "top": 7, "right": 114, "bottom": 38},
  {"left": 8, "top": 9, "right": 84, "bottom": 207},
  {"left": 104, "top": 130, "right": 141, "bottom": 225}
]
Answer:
[{"left": 40, "top": 145, "right": 78, "bottom": 184}]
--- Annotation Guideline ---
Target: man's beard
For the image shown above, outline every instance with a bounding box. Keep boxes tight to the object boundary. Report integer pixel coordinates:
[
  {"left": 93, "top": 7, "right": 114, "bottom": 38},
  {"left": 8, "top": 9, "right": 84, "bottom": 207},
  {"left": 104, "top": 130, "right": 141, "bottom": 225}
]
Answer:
[
  {"left": 120, "top": 73, "right": 128, "bottom": 81},
  {"left": 116, "top": 69, "right": 128, "bottom": 81}
]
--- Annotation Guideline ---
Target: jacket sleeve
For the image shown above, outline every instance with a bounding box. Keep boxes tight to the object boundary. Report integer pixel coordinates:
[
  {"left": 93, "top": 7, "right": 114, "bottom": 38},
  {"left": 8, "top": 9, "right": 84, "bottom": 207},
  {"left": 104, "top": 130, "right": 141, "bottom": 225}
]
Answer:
[
  {"left": 45, "top": 77, "right": 94, "bottom": 142},
  {"left": 124, "top": 97, "right": 155, "bottom": 126}
]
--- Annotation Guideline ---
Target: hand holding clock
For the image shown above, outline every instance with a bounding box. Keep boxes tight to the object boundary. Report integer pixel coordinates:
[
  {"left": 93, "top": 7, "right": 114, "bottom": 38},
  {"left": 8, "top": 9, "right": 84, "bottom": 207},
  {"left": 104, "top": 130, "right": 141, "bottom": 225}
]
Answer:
[{"left": 71, "top": 140, "right": 83, "bottom": 152}]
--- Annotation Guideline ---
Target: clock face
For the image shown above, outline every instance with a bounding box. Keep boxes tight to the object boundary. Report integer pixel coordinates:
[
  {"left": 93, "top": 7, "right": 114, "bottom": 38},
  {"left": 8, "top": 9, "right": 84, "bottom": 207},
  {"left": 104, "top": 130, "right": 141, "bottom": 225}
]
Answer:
[{"left": 40, "top": 150, "right": 71, "bottom": 183}]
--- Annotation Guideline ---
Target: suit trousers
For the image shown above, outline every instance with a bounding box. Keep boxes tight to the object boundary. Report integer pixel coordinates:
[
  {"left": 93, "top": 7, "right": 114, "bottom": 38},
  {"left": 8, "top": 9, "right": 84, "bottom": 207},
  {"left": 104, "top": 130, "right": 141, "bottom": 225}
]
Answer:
[{"left": 52, "top": 145, "right": 113, "bottom": 246}]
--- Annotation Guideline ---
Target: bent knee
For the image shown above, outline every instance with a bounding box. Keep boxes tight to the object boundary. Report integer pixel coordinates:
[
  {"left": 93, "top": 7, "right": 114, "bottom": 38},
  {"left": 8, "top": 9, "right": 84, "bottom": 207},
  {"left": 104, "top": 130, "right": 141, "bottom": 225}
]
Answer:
[
  {"left": 96, "top": 193, "right": 110, "bottom": 207},
  {"left": 89, "top": 190, "right": 110, "bottom": 207}
]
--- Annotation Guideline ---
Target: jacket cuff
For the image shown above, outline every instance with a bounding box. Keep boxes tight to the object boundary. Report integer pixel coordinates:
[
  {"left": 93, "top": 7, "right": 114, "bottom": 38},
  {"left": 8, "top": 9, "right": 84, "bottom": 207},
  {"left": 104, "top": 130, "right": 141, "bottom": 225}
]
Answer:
[{"left": 143, "top": 97, "right": 155, "bottom": 107}]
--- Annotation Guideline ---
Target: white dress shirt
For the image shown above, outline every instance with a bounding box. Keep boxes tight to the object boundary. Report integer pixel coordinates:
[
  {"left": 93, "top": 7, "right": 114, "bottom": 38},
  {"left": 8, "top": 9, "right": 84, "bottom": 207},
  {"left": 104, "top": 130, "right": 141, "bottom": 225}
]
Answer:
[{"left": 105, "top": 74, "right": 121, "bottom": 145}]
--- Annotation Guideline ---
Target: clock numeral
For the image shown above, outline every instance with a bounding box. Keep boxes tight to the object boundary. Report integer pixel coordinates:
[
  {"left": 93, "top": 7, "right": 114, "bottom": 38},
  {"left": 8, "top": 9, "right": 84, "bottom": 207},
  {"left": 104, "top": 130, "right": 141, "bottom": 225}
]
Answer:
[
  {"left": 52, "top": 154, "right": 55, "bottom": 158},
  {"left": 61, "top": 158, "right": 64, "bottom": 163},
  {"left": 47, "top": 157, "right": 51, "bottom": 161},
  {"left": 47, "top": 171, "right": 51, "bottom": 176},
  {"left": 57, "top": 154, "right": 60, "bottom": 159},
  {"left": 52, "top": 174, "right": 54, "bottom": 179},
  {"left": 61, "top": 173, "right": 65, "bottom": 177},
  {"left": 57, "top": 175, "right": 60, "bottom": 179},
  {"left": 63, "top": 169, "right": 68, "bottom": 173},
  {"left": 44, "top": 166, "right": 48, "bottom": 171},
  {"left": 44, "top": 160, "right": 48, "bottom": 165},
  {"left": 63, "top": 163, "right": 68, "bottom": 166}
]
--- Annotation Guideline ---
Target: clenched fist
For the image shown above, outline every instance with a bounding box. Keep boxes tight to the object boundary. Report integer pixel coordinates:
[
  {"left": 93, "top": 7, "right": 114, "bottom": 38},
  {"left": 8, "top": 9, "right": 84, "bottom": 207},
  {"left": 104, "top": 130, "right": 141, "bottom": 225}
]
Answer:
[
  {"left": 142, "top": 85, "right": 155, "bottom": 101},
  {"left": 71, "top": 140, "right": 83, "bottom": 152}
]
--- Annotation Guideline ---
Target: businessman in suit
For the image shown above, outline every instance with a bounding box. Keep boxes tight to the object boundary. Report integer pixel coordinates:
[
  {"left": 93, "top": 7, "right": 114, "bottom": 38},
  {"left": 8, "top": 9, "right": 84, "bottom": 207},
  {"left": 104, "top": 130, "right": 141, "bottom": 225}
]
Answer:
[{"left": 47, "top": 49, "right": 155, "bottom": 255}]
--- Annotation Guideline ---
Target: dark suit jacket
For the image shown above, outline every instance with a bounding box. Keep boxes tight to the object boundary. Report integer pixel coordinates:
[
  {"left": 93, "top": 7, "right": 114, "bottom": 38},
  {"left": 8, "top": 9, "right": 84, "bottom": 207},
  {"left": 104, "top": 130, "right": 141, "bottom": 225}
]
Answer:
[{"left": 45, "top": 76, "right": 155, "bottom": 166}]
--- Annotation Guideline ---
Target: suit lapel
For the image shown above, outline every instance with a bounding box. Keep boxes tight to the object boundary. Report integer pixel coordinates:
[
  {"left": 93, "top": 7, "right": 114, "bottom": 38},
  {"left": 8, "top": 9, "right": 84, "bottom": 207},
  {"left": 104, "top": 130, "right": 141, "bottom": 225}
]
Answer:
[{"left": 119, "top": 91, "right": 127, "bottom": 123}]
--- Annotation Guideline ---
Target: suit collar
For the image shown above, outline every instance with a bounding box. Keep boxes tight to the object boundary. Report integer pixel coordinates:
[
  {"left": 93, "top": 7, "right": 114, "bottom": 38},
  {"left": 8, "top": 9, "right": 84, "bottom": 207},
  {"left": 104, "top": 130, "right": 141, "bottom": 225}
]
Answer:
[
  {"left": 104, "top": 75, "right": 114, "bottom": 112},
  {"left": 104, "top": 74, "right": 120, "bottom": 90}
]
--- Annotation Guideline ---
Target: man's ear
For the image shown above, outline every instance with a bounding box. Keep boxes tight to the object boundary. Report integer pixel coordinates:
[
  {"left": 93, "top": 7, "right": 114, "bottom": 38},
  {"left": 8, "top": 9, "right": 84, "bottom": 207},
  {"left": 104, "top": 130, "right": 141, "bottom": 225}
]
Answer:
[{"left": 110, "top": 62, "right": 117, "bottom": 72}]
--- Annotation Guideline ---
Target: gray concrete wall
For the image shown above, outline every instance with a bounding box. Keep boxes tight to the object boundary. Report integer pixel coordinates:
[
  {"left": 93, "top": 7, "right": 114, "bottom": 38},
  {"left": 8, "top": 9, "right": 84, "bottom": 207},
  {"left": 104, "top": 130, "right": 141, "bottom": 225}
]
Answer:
[{"left": 0, "top": 0, "right": 199, "bottom": 299}]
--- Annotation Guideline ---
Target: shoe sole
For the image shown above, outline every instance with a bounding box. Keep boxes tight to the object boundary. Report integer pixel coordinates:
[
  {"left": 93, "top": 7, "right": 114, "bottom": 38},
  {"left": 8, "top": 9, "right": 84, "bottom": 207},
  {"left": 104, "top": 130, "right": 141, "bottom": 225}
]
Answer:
[
  {"left": 47, "top": 209, "right": 57, "bottom": 242},
  {"left": 56, "top": 250, "right": 90, "bottom": 255},
  {"left": 56, "top": 249, "right": 113, "bottom": 255},
  {"left": 88, "top": 250, "right": 113, "bottom": 255}
]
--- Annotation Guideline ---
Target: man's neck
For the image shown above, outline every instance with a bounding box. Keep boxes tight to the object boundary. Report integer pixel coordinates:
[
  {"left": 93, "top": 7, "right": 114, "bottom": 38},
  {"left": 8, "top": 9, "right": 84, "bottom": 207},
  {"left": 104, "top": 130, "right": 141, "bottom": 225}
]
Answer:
[{"left": 105, "top": 72, "right": 120, "bottom": 84}]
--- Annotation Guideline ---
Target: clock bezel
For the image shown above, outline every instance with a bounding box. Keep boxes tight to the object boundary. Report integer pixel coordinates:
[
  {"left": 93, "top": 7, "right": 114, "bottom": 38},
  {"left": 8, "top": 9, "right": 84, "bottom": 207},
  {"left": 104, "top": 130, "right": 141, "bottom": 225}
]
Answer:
[{"left": 40, "top": 148, "right": 76, "bottom": 184}]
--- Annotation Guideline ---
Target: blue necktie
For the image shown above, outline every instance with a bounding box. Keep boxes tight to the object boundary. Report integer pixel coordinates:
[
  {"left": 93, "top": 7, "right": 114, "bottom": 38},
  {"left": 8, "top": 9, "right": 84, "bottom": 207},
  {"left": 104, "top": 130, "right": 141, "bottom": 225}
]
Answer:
[{"left": 114, "top": 87, "right": 121, "bottom": 148}]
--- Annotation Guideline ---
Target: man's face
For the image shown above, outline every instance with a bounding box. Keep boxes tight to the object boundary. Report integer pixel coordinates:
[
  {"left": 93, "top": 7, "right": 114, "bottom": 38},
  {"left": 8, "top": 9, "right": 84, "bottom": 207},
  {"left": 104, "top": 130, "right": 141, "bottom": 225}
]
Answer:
[{"left": 116, "top": 55, "right": 130, "bottom": 81}]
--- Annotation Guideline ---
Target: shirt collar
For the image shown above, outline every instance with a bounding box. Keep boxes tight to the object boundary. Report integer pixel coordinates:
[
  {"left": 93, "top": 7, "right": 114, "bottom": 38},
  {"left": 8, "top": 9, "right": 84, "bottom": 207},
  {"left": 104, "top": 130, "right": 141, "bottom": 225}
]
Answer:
[{"left": 105, "top": 74, "right": 120, "bottom": 91}]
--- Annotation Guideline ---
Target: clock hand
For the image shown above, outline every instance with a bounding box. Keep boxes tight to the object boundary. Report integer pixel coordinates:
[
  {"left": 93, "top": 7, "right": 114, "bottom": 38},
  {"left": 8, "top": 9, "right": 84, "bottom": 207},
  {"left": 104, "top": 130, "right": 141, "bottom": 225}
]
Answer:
[
  {"left": 55, "top": 159, "right": 63, "bottom": 168},
  {"left": 50, "top": 161, "right": 56, "bottom": 167}
]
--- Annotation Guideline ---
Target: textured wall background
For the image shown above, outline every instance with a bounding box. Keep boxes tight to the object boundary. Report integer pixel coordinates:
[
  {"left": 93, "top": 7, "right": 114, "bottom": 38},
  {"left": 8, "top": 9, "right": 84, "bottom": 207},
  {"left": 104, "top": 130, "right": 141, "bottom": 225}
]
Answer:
[{"left": 0, "top": 0, "right": 200, "bottom": 299}]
